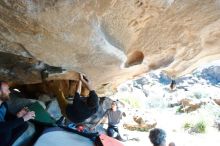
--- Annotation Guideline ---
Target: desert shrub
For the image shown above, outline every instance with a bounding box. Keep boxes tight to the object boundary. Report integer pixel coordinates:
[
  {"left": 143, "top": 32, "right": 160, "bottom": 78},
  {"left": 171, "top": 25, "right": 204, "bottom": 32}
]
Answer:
[
  {"left": 194, "top": 121, "right": 206, "bottom": 133},
  {"left": 183, "top": 120, "right": 206, "bottom": 134},
  {"left": 176, "top": 105, "right": 184, "bottom": 113},
  {"left": 183, "top": 122, "right": 192, "bottom": 130}
]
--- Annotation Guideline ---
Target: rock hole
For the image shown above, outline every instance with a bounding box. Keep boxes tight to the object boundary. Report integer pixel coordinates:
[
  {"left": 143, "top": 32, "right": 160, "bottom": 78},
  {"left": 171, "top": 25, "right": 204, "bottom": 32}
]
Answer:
[{"left": 124, "top": 51, "right": 144, "bottom": 68}]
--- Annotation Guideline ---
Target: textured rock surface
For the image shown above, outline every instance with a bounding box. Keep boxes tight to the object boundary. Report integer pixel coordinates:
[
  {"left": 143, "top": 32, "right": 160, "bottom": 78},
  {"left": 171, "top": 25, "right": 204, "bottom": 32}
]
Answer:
[{"left": 1, "top": 0, "right": 220, "bottom": 89}]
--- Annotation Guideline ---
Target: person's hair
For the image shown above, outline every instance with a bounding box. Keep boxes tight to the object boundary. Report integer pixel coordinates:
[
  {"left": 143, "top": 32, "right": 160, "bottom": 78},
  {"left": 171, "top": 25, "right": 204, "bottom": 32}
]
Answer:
[
  {"left": 170, "top": 80, "right": 176, "bottom": 90},
  {"left": 112, "top": 100, "right": 118, "bottom": 107},
  {"left": 149, "top": 128, "right": 166, "bottom": 146}
]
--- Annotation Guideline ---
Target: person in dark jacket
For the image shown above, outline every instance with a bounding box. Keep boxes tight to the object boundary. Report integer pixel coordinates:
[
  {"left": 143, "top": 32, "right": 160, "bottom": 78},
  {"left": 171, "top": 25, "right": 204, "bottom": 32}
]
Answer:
[
  {"left": 0, "top": 81, "right": 35, "bottom": 146},
  {"left": 170, "top": 80, "right": 176, "bottom": 91},
  {"left": 56, "top": 74, "right": 99, "bottom": 124}
]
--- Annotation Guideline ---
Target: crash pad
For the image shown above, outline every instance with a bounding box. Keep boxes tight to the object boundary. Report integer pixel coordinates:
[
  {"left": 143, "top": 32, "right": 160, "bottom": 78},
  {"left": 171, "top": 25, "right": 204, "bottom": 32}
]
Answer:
[
  {"left": 34, "top": 127, "right": 94, "bottom": 146},
  {"left": 27, "top": 102, "right": 56, "bottom": 126}
]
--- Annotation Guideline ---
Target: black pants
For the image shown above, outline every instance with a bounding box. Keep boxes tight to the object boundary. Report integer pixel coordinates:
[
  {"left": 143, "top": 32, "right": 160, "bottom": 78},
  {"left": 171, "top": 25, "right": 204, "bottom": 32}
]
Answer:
[
  {"left": 0, "top": 122, "right": 28, "bottom": 146},
  {"left": 107, "top": 125, "right": 120, "bottom": 138}
]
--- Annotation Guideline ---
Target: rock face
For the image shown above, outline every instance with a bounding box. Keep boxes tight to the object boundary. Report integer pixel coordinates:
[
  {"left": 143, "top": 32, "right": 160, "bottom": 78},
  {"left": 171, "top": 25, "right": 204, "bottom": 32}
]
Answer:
[
  {"left": 178, "top": 98, "right": 203, "bottom": 113},
  {"left": 196, "top": 65, "right": 220, "bottom": 84},
  {"left": 1, "top": 0, "right": 220, "bottom": 89}
]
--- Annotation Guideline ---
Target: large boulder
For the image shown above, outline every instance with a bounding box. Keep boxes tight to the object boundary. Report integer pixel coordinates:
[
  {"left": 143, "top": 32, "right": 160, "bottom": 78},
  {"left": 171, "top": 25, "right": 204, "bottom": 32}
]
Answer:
[
  {"left": 0, "top": 0, "right": 220, "bottom": 91},
  {"left": 85, "top": 97, "right": 113, "bottom": 124},
  {"left": 46, "top": 99, "right": 62, "bottom": 121}
]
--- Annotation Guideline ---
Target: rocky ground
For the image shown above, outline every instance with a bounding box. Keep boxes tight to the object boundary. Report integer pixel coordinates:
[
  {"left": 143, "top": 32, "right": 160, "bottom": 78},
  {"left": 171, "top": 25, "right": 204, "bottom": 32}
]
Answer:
[
  {"left": 110, "top": 61, "right": 220, "bottom": 146},
  {"left": 122, "top": 108, "right": 220, "bottom": 146}
]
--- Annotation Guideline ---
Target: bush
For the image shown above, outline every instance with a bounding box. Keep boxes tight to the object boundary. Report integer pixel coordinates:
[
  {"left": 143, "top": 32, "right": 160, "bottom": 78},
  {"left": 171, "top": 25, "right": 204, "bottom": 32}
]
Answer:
[
  {"left": 194, "top": 121, "right": 206, "bottom": 133},
  {"left": 183, "top": 122, "right": 192, "bottom": 130},
  {"left": 176, "top": 106, "right": 184, "bottom": 113},
  {"left": 183, "top": 121, "right": 206, "bottom": 134}
]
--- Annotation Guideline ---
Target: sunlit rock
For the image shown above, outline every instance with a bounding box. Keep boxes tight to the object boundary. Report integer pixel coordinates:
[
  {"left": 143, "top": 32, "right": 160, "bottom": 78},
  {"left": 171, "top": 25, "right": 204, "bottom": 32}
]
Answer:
[
  {"left": 123, "top": 115, "right": 157, "bottom": 132},
  {"left": 178, "top": 98, "right": 203, "bottom": 113},
  {"left": 0, "top": 0, "right": 220, "bottom": 89}
]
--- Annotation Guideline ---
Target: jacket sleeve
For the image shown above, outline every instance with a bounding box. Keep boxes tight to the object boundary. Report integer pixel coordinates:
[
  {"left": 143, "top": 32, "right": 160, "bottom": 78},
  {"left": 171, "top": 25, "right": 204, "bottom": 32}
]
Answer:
[
  {"left": 87, "top": 90, "right": 99, "bottom": 108},
  {"left": 0, "top": 118, "right": 25, "bottom": 133},
  {"left": 5, "top": 110, "right": 17, "bottom": 121},
  {"left": 73, "top": 92, "right": 81, "bottom": 103},
  {"left": 0, "top": 103, "right": 25, "bottom": 133}
]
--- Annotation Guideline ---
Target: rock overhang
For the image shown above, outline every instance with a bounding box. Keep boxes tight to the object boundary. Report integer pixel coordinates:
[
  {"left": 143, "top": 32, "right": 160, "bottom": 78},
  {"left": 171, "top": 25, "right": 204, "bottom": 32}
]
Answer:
[{"left": 0, "top": 0, "right": 220, "bottom": 93}]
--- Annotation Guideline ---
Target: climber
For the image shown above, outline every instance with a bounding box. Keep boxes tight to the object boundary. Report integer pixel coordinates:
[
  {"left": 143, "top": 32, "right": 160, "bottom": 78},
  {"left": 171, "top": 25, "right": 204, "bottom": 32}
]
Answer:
[
  {"left": 170, "top": 80, "right": 176, "bottom": 91},
  {"left": 55, "top": 73, "right": 99, "bottom": 124}
]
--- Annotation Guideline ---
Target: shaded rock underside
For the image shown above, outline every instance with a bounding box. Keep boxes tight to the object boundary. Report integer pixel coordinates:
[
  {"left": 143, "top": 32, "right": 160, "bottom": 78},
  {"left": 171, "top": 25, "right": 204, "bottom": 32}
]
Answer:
[{"left": 0, "top": 0, "right": 220, "bottom": 93}]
